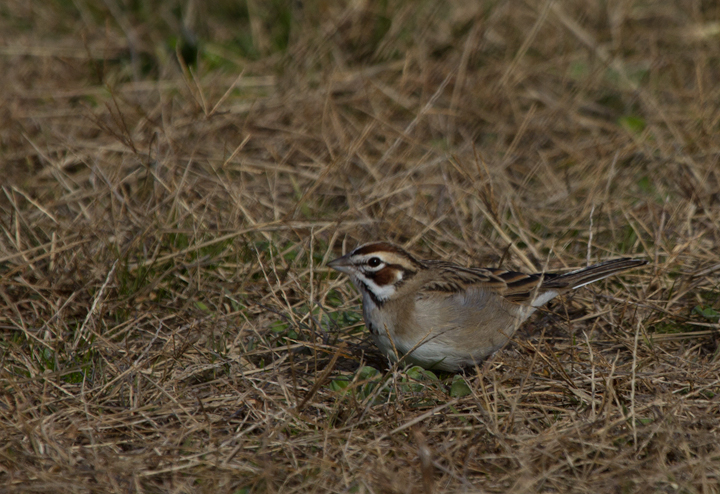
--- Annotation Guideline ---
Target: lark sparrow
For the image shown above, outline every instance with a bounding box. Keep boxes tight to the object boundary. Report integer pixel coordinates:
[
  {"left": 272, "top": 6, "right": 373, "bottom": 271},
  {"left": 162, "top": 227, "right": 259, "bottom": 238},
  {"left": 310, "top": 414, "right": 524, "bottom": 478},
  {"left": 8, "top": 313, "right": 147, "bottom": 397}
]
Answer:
[{"left": 328, "top": 242, "right": 647, "bottom": 371}]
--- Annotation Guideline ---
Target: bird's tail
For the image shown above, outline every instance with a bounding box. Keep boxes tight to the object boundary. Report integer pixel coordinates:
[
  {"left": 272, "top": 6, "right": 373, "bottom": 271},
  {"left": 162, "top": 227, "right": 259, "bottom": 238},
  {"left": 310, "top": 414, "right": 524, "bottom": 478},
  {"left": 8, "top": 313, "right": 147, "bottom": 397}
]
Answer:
[{"left": 542, "top": 258, "right": 647, "bottom": 290}]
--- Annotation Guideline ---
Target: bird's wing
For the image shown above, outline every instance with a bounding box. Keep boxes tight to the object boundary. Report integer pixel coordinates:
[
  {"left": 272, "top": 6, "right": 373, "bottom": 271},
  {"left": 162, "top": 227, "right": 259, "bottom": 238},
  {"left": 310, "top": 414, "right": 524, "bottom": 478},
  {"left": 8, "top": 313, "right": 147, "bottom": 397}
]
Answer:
[{"left": 418, "top": 261, "right": 548, "bottom": 304}]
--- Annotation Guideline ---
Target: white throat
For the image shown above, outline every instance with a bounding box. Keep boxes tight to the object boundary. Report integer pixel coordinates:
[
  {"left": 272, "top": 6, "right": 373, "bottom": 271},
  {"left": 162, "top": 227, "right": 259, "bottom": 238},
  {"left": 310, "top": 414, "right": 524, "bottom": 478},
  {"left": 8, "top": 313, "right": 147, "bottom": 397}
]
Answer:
[{"left": 352, "top": 274, "right": 398, "bottom": 302}]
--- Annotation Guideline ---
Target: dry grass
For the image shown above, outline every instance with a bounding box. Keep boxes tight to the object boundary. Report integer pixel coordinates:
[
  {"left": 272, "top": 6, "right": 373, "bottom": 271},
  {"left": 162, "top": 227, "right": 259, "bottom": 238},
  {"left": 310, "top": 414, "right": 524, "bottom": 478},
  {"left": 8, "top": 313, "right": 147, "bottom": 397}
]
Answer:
[{"left": 1, "top": 0, "right": 720, "bottom": 492}]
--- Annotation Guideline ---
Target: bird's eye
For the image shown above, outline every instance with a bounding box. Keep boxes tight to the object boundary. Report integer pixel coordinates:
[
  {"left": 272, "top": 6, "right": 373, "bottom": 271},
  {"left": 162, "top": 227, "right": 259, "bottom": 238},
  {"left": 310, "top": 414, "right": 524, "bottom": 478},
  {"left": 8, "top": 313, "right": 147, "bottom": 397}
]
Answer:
[{"left": 367, "top": 257, "right": 382, "bottom": 268}]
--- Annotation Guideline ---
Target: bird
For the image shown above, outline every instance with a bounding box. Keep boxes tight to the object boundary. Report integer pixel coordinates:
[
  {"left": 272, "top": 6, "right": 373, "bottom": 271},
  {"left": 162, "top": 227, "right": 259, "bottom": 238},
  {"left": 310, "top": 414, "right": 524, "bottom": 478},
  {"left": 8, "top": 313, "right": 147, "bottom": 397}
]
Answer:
[{"left": 328, "top": 242, "right": 647, "bottom": 371}]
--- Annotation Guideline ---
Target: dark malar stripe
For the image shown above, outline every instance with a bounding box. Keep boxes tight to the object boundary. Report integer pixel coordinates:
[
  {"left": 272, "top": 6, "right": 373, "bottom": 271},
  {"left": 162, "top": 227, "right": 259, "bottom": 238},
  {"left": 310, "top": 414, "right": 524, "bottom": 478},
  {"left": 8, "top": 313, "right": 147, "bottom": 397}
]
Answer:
[{"left": 359, "top": 280, "right": 384, "bottom": 307}]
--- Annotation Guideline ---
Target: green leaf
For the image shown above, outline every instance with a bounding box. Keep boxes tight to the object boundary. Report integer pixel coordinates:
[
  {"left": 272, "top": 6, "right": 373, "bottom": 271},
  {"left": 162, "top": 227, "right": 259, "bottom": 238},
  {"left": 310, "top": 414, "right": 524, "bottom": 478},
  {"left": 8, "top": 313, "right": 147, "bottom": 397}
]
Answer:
[
  {"left": 270, "top": 320, "right": 289, "bottom": 333},
  {"left": 693, "top": 305, "right": 720, "bottom": 321},
  {"left": 406, "top": 366, "right": 438, "bottom": 381},
  {"left": 450, "top": 375, "right": 472, "bottom": 397},
  {"left": 405, "top": 366, "right": 424, "bottom": 381},
  {"left": 569, "top": 61, "right": 589, "bottom": 80},
  {"left": 357, "top": 366, "right": 380, "bottom": 380},
  {"left": 618, "top": 115, "right": 646, "bottom": 134},
  {"left": 330, "top": 378, "right": 350, "bottom": 392},
  {"left": 402, "top": 366, "right": 440, "bottom": 393},
  {"left": 637, "top": 176, "right": 652, "bottom": 194}
]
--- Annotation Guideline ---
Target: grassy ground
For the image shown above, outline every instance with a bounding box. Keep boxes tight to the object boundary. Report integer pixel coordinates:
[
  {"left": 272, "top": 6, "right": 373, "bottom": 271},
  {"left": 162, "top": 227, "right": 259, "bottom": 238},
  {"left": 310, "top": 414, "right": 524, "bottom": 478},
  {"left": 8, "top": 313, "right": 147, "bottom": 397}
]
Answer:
[{"left": 1, "top": 0, "right": 720, "bottom": 492}]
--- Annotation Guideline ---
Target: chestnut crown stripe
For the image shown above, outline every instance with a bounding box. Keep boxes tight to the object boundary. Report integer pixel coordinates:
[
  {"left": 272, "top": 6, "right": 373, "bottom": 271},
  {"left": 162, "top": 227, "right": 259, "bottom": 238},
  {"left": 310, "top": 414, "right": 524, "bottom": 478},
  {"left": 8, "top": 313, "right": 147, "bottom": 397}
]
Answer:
[
  {"left": 351, "top": 243, "right": 425, "bottom": 270},
  {"left": 353, "top": 242, "right": 408, "bottom": 257}
]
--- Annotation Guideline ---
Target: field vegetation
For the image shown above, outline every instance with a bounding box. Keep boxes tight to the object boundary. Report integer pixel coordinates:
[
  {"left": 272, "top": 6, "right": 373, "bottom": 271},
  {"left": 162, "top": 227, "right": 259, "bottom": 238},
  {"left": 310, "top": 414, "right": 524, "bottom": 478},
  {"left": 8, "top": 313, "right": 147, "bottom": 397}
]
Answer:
[{"left": 1, "top": 0, "right": 720, "bottom": 492}]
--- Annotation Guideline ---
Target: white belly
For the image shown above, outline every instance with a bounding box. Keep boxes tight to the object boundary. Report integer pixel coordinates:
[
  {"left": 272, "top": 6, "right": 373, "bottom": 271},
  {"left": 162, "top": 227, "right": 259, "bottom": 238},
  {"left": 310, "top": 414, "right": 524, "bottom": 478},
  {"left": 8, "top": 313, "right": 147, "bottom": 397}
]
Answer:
[
  {"left": 361, "top": 292, "right": 477, "bottom": 371},
  {"left": 360, "top": 288, "right": 536, "bottom": 371}
]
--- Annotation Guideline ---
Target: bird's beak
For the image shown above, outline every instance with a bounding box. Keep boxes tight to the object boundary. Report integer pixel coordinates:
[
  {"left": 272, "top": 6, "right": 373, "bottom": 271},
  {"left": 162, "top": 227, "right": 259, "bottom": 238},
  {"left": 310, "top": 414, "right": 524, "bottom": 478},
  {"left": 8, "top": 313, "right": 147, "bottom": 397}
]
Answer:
[{"left": 327, "top": 254, "right": 353, "bottom": 275}]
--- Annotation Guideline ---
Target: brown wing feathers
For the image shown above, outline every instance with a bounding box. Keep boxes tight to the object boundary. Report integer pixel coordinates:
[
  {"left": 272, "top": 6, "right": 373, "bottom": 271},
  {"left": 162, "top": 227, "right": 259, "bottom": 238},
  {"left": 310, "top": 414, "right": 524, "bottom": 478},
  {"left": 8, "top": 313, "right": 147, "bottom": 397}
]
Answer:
[
  {"left": 421, "top": 258, "right": 646, "bottom": 303},
  {"left": 421, "top": 262, "right": 507, "bottom": 293}
]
